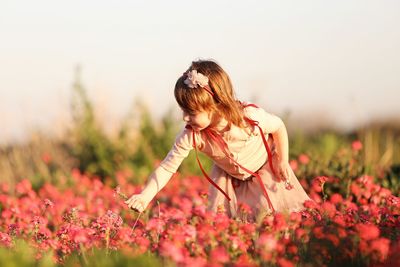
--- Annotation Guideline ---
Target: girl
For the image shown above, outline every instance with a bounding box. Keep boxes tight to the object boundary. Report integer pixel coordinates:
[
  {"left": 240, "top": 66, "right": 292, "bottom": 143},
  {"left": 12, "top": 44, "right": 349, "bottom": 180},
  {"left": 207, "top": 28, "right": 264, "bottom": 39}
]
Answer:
[{"left": 125, "top": 59, "right": 311, "bottom": 220}]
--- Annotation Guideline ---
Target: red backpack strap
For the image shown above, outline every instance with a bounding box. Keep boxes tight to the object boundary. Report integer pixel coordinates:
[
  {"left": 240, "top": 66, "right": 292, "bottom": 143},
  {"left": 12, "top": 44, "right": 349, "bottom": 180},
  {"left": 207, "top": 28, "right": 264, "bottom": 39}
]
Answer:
[
  {"left": 243, "top": 117, "right": 279, "bottom": 180},
  {"left": 191, "top": 129, "right": 231, "bottom": 201}
]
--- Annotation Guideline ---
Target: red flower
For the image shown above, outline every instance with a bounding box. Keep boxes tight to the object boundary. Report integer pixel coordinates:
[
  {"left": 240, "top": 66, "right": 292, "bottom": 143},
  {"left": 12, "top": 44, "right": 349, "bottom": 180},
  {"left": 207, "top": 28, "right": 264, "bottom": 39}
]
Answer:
[
  {"left": 351, "top": 184, "right": 361, "bottom": 196},
  {"left": 289, "top": 212, "right": 302, "bottom": 226},
  {"left": 273, "top": 213, "right": 287, "bottom": 230},
  {"left": 370, "top": 238, "right": 390, "bottom": 262},
  {"left": 159, "top": 240, "right": 184, "bottom": 263},
  {"left": 304, "top": 200, "right": 319, "bottom": 209},
  {"left": 321, "top": 202, "right": 337, "bottom": 218},
  {"left": 332, "top": 215, "right": 347, "bottom": 228},
  {"left": 287, "top": 245, "right": 298, "bottom": 254},
  {"left": 355, "top": 223, "right": 380, "bottom": 241},
  {"left": 313, "top": 226, "right": 325, "bottom": 239},
  {"left": 326, "top": 234, "right": 340, "bottom": 247},
  {"left": 330, "top": 193, "right": 343, "bottom": 205},
  {"left": 312, "top": 176, "right": 328, "bottom": 193},
  {"left": 277, "top": 257, "right": 295, "bottom": 267},
  {"left": 295, "top": 228, "right": 307, "bottom": 240}
]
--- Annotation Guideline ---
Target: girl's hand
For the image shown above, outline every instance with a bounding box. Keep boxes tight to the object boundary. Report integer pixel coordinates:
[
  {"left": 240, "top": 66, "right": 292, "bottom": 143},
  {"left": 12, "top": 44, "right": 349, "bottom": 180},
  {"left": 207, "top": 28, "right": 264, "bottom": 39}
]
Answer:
[
  {"left": 276, "top": 159, "right": 291, "bottom": 181},
  {"left": 273, "top": 157, "right": 294, "bottom": 190},
  {"left": 125, "top": 194, "right": 148, "bottom": 213}
]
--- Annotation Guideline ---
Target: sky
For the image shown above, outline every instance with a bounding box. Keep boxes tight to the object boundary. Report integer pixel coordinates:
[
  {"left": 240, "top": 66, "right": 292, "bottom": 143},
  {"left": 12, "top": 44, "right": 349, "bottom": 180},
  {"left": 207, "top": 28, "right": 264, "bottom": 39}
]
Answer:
[{"left": 1, "top": 0, "right": 399, "bottom": 143}]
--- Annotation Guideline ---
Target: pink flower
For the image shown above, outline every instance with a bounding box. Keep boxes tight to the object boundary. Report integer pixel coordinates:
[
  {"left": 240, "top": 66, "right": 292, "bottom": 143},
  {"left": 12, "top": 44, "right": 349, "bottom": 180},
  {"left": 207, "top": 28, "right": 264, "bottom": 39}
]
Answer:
[
  {"left": 298, "top": 154, "right": 310, "bottom": 165},
  {"left": 182, "top": 256, "right": 207, "bottom": 267},
  {"left": 214, "top": 213, "right": 230, "bottom": 232},
  {"left": 238, "top": 202, "right": 252, "bottom": 215},
  {"left": 145, "top": 218, "right": 165, "bottom": 233},
  {"left": 289, "top": 160, "right": 298, "bottom": 171},
  {"left": 257, "top": 233, "right": 277, "bottom": 251},
  {"left": 210, "top": 246, "right": 230, "bottom": 263},
  {"left": 273, "top": 213, "right": 287, "bottom": 230},
  {"left": 0, "top": 232, "right": 12, "bottom": 247},
  {"left": 289, "top": 212, "right": 302, "bottom": 225},
  {"left": 41, "top": 153, "right": 52, "bottom": 164},
  {"left": 182, "top": 225, "right": 196, "bottom": 241},
  {"left": 44, "top": 198, "right": 54, "bottom": 208},
  {"left": 15, "top": 179, "right": 33, "bottom": 196},
  {"left": 351, "top": 140, "right": 363, "bottom": 152},
  {"left": 159, "top": 240, "right": 184, "bottom": 263},
  {"left": 134, "top": 235, "right": 150, "bottom": 253},
  {"left": 8, "top": 224, "right": 21, "bottom": 236},
  {"left": 236, "top": 254, "right": 256, "bottom": 266}
]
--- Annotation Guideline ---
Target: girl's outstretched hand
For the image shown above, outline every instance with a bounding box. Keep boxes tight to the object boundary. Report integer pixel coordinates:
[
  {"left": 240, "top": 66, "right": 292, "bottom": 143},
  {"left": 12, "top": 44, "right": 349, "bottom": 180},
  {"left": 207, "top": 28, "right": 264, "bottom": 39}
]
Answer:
[{"left": 125, "top": 194, "right": 148, "bottom": 213}]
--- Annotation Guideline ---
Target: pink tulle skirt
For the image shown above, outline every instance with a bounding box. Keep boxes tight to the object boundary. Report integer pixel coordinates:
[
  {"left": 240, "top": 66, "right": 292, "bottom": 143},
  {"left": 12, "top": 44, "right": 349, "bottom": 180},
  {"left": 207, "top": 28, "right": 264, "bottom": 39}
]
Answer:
[{"left": 207, "top": 160, "right": 311, "bottom": 221}]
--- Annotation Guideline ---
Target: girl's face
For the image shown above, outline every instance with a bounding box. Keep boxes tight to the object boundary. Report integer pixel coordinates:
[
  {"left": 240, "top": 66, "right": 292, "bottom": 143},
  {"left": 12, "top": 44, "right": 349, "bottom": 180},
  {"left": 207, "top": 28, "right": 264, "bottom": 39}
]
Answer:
[{"left": 182, "top": 110, "right": 213, "bottom": 131}]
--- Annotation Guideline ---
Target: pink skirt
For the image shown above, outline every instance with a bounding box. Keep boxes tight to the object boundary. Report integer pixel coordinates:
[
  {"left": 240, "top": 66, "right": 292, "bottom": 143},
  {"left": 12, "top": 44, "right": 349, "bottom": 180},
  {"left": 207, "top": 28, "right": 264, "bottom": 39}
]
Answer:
[{"left": 207, "top": 160, "right": 311, "bottom": 221}]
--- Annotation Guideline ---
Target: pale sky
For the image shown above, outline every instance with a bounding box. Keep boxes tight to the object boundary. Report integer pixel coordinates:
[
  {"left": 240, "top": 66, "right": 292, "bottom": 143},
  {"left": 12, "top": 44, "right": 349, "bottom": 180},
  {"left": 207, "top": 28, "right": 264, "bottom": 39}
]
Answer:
[{"left": 1, "top": 0, "right": 399, "bottom": 143}]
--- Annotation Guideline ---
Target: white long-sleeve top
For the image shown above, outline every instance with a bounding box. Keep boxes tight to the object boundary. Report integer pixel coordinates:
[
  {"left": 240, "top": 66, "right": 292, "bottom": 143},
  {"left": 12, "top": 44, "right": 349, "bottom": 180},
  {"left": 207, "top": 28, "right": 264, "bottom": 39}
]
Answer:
[{"left": 158, "top": 104, "right": 284, "bottom": 181}]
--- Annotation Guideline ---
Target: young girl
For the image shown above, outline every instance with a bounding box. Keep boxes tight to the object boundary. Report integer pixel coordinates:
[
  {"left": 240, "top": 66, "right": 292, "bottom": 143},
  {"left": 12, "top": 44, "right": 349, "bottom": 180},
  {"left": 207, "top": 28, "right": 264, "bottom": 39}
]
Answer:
[{"left": 125, "top": 59, "right": 311, "bottom": 220}]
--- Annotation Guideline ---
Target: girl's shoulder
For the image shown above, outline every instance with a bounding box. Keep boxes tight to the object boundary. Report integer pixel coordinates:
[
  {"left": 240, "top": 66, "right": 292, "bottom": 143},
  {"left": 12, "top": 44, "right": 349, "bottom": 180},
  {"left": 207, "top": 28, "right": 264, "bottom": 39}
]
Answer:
[
  {"left": 242, "top": 102, "right": 267, "bottom": 119},
  {"left": 176, "top": 125, "right": 206, "bottom": 149},
  {"left": 174, "top": 126, "right": 194, "bottom": 146}
]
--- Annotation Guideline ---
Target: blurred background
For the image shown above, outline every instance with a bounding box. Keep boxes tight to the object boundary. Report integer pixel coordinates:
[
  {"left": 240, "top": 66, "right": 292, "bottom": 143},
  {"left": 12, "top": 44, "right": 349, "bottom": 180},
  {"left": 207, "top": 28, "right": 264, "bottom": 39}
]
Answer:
[{"left": 0, "top": 0, "right": 399, "bottom": 192}]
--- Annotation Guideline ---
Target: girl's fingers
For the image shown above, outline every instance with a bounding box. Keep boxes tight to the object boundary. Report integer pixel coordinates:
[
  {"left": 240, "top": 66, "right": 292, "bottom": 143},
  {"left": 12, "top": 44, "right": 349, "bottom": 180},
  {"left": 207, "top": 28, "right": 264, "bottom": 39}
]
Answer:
[
  {"left": 131, "top": 201, "right": 144, "bottom": 212},
  {"left": 125, "top": 197, "right": 145, "bottom": 212},
  {"left": 279, "top": 167, "right": 290, "bottom": 181}
]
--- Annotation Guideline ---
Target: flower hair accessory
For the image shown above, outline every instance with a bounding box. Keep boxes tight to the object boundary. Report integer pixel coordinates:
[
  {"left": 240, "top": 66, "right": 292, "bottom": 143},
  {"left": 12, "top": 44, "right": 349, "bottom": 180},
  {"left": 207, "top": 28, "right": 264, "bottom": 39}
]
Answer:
[
  {"left": 184, "top": 70, "right": 209, "bottom": 88},
  {"left": 183, "top": 70, "right": 214, "bottom": 96}
]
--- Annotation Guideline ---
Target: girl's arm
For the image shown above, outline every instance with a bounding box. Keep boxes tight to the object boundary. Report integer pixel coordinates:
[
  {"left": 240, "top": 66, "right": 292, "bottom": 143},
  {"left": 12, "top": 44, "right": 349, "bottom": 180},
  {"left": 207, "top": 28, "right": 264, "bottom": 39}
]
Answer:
[
  {"left": 270, "top": 120, "right": 289, "bottom": 163},
  {"left": 125, "top": 128, "right": 194, "bottom": 212},
  {"left": 249, "top": 106, "right": 292, "bottom": 181},
  {"left": 266, "top": 115, "right": 292, "bottom": 182}
]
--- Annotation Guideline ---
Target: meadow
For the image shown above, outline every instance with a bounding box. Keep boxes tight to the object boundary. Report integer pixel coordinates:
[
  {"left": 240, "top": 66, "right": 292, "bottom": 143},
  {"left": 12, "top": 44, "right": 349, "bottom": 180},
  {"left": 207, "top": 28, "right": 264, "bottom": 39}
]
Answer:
[{"left": 0, "top": 82, "right": 399, "bottom": 266}]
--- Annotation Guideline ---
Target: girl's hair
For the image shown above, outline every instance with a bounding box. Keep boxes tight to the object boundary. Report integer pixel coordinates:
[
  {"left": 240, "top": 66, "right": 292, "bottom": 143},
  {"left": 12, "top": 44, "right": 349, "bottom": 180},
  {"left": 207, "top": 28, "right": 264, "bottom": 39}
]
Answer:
[{"left": 174, "top": 59, "right": 246, "bottom": 128}]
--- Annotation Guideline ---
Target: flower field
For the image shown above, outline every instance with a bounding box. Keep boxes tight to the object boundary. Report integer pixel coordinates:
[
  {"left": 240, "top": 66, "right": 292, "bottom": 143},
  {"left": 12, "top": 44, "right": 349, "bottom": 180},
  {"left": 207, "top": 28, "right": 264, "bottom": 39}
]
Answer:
[{"left": 1, "top": 144, "right": 399, "bottom": 267}]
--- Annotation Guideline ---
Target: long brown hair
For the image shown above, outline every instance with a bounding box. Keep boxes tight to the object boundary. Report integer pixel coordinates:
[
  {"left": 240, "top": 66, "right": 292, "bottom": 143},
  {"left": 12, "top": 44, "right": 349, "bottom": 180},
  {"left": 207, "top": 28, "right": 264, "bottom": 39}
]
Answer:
[{"left": 174, "top": 59, "right": 246, "bottom": 128}]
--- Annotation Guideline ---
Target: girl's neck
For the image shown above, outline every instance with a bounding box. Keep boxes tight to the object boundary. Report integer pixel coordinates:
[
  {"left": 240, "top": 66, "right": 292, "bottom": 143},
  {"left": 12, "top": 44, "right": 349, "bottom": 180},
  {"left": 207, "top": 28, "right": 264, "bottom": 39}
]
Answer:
[{"left": 209, "top": 114, "right": 230, "bottom": 133}]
